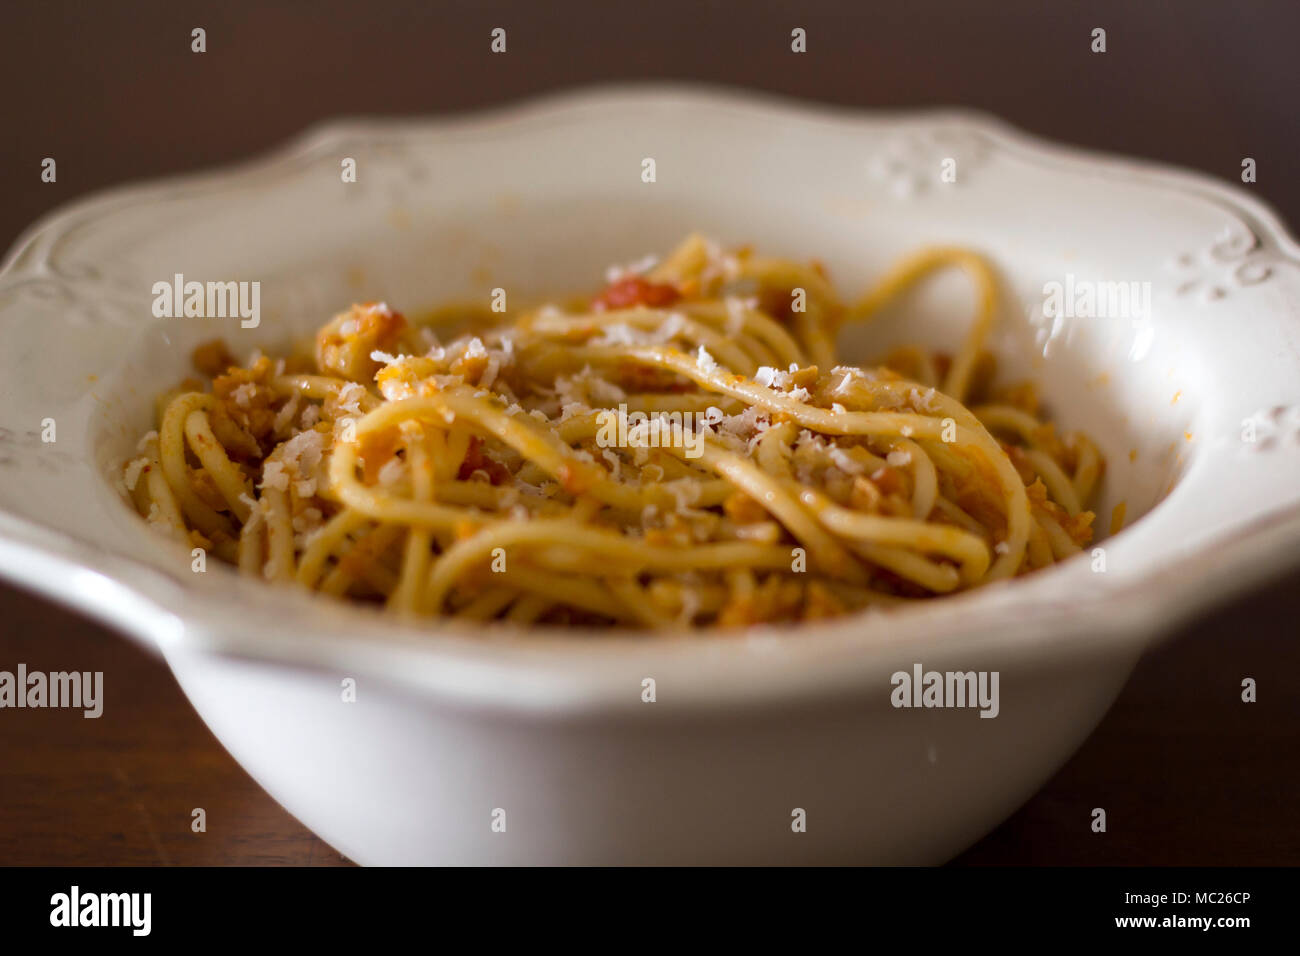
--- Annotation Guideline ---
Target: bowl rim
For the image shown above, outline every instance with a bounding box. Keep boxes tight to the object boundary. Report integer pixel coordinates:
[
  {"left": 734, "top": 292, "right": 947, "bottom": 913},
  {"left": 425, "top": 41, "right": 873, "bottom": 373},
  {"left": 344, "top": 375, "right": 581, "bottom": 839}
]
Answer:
[{"left": 2, "top": 82, "right": 1300, "bottom": 715}]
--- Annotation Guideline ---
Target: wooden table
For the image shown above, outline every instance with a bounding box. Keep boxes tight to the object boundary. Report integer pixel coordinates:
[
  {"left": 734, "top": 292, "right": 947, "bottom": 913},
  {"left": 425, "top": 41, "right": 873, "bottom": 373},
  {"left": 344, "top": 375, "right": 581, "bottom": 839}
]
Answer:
[{"left": 1, "top": 0, "right": 1297, "bottom": 865}]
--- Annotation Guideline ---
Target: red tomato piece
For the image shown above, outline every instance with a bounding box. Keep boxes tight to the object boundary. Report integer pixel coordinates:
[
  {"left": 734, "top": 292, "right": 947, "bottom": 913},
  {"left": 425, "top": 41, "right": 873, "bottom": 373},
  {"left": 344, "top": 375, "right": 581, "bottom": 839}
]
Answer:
[{"left": 592, "top": 276, "right": 681, "bottom": 310}]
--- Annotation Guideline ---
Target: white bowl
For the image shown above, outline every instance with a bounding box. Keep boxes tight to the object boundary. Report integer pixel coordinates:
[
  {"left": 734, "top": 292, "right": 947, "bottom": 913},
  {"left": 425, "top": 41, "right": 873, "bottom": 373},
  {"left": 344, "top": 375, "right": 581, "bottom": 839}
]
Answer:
[{"left": 2, "top": 86, "right": 1299, "bottom": 864}]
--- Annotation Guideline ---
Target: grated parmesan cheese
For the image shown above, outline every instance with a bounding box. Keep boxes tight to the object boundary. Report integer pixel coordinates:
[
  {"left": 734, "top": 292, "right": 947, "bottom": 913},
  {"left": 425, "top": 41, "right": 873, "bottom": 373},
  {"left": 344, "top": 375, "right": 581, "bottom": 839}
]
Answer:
[
  {"left": 273, "top": 393, "right": 301, "bottom": 434},
  {"left": 260, "top": 460, "right": 289, "bottom": 491},
  {"left": 604, "top": 253, "right": 659, "bottom": 284},
  {"left": 145, "top": 502, "right": 167, "bottom": 528},
  {"left": 830, "top": 447, "right": 868, "bottom": 475},
  {"left": 377, "top": 457, "right": 406, "bottom": 486},
  {"left": 338, "top": 382, "right": 366, "bottom": 416},
  {"left": 123, "top": 457, "right": 149, "bottom": 491},
  {"left": 231, "top": 383, "right": 257, "bottom": 409},
  {"left": 600, "top": 448, "right": 622, "bottom": 480}
]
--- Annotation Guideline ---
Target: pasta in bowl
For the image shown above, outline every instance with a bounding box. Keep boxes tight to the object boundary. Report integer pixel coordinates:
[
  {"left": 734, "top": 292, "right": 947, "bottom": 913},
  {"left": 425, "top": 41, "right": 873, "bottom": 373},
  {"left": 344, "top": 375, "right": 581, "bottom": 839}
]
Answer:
[
  {"left": 127, "top": 234, "right": 1102, "bottom": 628},
  {"left": 4, "top": 88, "right": 1300, "bottom": 864}
]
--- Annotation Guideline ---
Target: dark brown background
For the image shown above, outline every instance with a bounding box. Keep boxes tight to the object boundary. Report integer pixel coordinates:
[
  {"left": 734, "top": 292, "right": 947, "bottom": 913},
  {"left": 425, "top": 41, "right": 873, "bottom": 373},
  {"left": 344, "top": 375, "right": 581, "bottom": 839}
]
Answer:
[{"left": 1, "top": 0, "right": 1297, "bottom": 865}]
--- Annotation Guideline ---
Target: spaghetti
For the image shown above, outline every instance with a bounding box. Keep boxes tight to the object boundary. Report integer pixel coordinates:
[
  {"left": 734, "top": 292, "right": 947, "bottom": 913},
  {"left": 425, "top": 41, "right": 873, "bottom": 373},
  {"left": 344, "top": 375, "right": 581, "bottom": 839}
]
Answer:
[{"left": 124, "top": 235, "right": 1101, "bottom": 628}]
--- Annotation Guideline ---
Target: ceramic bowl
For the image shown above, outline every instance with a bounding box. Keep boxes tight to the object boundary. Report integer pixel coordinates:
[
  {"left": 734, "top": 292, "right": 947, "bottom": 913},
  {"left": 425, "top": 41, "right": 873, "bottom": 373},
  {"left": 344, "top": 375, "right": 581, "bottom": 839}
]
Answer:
[{"left": 2, "top": 86, "right": 1298, "bottom": 864}]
